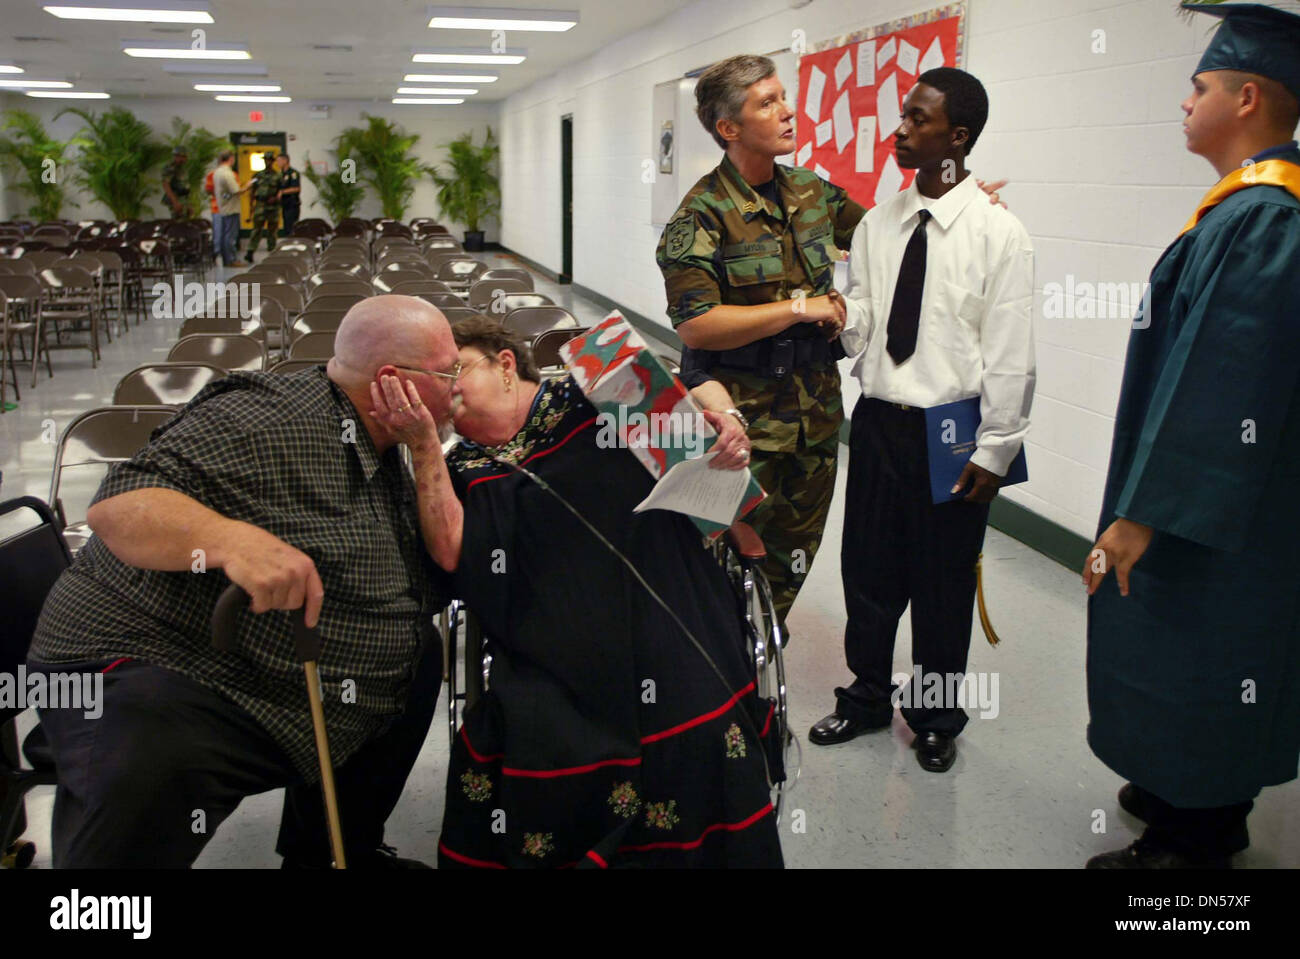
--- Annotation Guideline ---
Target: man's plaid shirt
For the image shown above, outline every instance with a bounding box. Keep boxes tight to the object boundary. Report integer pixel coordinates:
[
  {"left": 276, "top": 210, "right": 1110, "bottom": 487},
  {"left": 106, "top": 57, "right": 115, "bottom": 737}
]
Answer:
[{"left": 30, "top": 368, "right": 447, "bottom": 780}]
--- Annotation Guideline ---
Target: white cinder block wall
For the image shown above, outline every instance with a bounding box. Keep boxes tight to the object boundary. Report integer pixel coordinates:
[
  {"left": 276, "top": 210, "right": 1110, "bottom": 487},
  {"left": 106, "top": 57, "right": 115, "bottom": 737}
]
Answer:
[
  {"left": 0, "top": 94, "right": 502, "bottom": 239},
  {"left": 498, "top": 0, "right": 1218, "bottom": 540}
]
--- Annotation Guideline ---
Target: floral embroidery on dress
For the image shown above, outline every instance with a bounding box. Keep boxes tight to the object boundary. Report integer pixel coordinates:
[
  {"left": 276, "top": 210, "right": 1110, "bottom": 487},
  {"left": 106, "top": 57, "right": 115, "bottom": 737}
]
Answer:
[
  {"left": 644, "top": 800, "right": 680, "bottom": 831},
  {"left": 607, "top": 781, "right": 641, "bottom": 819},
  {"left": 449, "top": 376, "right": 582, "bottom": 473},
  {"left": 522, "top": 832, "right": 555, "bottom": 859},
  {"left": 460, "top": 770, "right": 493, "bottom": 802},
  {"left": 724, "top": 722, "right": 747, "bottom": 759}
]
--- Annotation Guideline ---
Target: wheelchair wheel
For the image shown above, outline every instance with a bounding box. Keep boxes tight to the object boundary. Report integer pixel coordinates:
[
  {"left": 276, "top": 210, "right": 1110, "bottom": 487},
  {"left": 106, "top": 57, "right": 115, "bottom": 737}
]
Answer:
[
  {"left": 444, "top": 600, "right": 489, "bottom": 739},
  {"left": 718, "top": 539, "right": 793, "bottom": 820}
]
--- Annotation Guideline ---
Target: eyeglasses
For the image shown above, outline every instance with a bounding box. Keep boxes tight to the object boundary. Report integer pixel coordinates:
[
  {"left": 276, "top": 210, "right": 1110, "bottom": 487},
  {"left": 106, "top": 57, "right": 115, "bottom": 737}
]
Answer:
[{"left": 395, "top": 353, "right": 490, "bottom": 383}]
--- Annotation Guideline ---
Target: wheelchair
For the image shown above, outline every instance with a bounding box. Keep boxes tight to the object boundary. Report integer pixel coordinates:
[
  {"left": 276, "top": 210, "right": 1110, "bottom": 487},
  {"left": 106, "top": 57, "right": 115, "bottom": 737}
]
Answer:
[{"left": 443, "top": 519, "right": 796, "bottom": 820}]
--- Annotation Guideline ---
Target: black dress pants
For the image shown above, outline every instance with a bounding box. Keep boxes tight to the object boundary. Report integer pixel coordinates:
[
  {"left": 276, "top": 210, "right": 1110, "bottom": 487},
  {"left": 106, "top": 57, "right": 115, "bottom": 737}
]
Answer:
[
  {"left": 837, "top": 396, "right": 990, "bottom": 736},
  {"left": 281, "top": 204, "right": 300, "bottom": 235},
  {"left": 1131, "top": 783, "right": 1252, "bottom": 859},
  {"left": 29, "top": 634, "right": 442, "bottom": 868}
]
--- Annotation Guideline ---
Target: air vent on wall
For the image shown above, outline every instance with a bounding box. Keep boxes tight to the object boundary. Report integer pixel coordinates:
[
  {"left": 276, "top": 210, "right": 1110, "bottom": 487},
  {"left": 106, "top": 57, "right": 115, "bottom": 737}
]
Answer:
[
  {"left": 13, "top": 36, "right": 63, "bottom": 43},
  {"left": 311, "top": 44, "right": 352, "bottom": 52},
  {"left": 323, "top": 71, "right": 354, "bottom": 76}
]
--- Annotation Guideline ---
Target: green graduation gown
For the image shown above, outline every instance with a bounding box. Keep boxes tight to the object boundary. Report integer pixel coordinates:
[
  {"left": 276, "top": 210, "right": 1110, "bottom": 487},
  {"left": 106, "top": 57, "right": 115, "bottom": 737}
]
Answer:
[{"left": 1087, "top": 147, "right": 1300, "bottom": 808}]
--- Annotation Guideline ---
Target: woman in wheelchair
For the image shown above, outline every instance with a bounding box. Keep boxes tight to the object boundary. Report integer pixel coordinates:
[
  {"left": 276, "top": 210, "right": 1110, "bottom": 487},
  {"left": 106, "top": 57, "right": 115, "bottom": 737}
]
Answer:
[{"left": 370, "top": 317, "right": 783, "bottom": 868}]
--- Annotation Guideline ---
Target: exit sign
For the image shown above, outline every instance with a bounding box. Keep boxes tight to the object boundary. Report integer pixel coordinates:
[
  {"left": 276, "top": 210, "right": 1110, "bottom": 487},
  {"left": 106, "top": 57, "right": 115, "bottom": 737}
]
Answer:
[{"left": 249, "top": 110, "right": 264, "bottom": 123}]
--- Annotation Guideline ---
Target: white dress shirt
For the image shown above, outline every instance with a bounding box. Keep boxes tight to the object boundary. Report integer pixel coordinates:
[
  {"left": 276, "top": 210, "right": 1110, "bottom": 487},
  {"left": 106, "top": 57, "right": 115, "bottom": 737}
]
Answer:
[{"left": 839, "top": 171, "right": 1036, "bottom": 476}]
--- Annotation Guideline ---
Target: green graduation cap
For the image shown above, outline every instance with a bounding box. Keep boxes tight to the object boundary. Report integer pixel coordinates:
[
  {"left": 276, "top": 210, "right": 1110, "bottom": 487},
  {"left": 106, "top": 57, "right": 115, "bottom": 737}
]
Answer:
[{"left": 1181, "top": 2, "right": 1300, "bottom": 101}]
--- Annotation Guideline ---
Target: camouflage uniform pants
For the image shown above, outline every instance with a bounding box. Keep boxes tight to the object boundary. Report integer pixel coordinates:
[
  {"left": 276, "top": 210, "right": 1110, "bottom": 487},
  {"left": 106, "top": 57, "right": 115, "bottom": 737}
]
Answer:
[
  {"left": 744, "top": 432, "right": 840, "bottom": 629},
  {"left": 247, "top": 206, "right": 279, "bottom": 255}
]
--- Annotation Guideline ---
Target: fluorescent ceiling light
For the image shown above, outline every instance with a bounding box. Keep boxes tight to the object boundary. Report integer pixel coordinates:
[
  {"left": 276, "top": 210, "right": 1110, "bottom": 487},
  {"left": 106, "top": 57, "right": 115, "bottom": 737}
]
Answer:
[
  {"left": 27, "top": 90, "right": 111, "bottom": 98},
  {"left": 123, "top": 39, "right": 249, "bottom": 59},
  {"left": 214, "top": 94, "right": 290, "bottom": 102},
  {"left": 0, "top": 65, "right": 25, "bottom": 74},
  {"left": 164, "top": 62, "right": 267, "bottom": 75},
  {"left": 392, "top": 97, "right": 464, "bottom": 104},
  {"left": 404, "top": 72, "right": 496, "bottom": 82},
  {"left": 44, "top": 2, "right": 213, "bottom": 22},
  {"left": 194, "top": 83, "right": 280, "bottom": 92},
  {"left": 0, "top": 79, "right": 74, "bottom": 88},
  {"left": 396, "top": 86, "right": 476, "bottom": 95},
  {"left": 412, "top": 48, "right": 525, "bottom": 65},
  {"left": 426, "top": 6, "right": 576, "bottom": 31}
]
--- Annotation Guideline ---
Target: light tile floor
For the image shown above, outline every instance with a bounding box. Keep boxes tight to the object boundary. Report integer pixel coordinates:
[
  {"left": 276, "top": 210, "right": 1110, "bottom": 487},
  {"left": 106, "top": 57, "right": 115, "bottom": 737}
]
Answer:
[{"left": 4, "top": 252, "right": 1296, "bottom": 868}]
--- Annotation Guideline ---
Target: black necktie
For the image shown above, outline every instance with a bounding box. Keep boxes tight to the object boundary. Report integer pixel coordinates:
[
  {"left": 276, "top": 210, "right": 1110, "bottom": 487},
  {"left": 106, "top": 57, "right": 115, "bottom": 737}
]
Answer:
[{"left": 885, "top": 208, "right": 931, "bottom": 365}]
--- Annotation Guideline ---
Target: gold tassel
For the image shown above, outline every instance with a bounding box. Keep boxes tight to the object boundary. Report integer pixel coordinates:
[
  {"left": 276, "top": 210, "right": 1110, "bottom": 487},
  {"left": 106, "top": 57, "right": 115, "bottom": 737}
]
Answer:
[{"left": 975, "top": 552, "right": 1001, "bottom": 647}]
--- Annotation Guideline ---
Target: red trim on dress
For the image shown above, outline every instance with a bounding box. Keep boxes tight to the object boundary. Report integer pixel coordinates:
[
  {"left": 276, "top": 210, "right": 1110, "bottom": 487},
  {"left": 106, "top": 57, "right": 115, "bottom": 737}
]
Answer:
[
  {"left": 438, "top": 840, "right": 508, "bottom": 869},
  {"left": 585, "top": 849, "right": 609, "bottom": 869},
  {"left": 464, "top": 416, "right": 598, "bottom": 491},
  {"left": 760, "top": 700, "right": 774, "bottom": 738},
  {"left": 618, "top": 803, "right": 774, "bottom": 853},
  {"left": 101, "top": 658, "right": 132, "bottom": 673},
  {"left": 640, "top": 681, "right": 755, "bottom": 744}
]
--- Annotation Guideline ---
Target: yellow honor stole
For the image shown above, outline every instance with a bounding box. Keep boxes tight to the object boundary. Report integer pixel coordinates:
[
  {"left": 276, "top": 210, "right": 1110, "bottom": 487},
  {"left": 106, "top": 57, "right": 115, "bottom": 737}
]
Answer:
[{"left": 1179, "top": 159, "right": 1300, "bottom": 236}]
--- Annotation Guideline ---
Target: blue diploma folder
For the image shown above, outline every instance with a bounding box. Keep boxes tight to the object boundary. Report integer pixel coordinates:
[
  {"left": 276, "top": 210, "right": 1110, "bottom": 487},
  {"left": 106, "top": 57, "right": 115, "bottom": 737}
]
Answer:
[{"left": 923, "top": 397, "right": 1027, "bottom": 504}]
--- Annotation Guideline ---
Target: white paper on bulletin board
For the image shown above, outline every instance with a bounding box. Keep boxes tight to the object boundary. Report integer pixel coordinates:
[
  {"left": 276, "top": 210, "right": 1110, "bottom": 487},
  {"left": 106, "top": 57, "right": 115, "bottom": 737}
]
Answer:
[{"left": 794, "top": 2, "right": 967, "bottom": 212}]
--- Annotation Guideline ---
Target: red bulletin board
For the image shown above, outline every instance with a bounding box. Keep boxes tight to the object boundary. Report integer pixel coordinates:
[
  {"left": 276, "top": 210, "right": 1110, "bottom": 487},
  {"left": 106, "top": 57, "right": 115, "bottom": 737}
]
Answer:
[{"left": 795, "top": 3, "right": 965, "bottom": 211}]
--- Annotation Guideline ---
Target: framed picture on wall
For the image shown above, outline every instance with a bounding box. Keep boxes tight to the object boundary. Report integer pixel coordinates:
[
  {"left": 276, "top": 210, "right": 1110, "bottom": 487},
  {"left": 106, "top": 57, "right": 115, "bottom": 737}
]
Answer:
[{"left": 658, "top": 120, "right": 674, "bottom": 174}]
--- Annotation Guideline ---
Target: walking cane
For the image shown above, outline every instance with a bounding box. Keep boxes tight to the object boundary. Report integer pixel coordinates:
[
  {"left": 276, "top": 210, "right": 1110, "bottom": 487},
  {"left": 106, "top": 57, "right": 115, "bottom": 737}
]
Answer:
[{"left": 212, "top": 583, "right": 347, "bottom": 869}]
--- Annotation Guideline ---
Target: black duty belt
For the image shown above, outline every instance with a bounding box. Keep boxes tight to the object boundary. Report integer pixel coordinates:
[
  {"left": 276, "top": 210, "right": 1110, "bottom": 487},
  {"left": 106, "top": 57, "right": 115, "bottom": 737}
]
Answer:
[{"left": 711, "top": 335, "right": 843, "bottom": 379}]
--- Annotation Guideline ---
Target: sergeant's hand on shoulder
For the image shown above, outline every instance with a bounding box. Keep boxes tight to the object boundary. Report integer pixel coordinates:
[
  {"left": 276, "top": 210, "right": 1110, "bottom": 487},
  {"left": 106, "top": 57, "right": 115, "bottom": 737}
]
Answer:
[
  {"left": 217, "top": 522, "right": 325, "bottom": 628},
  {"left": 977, "top": 178, "right": 1009, "bottom": 208}
]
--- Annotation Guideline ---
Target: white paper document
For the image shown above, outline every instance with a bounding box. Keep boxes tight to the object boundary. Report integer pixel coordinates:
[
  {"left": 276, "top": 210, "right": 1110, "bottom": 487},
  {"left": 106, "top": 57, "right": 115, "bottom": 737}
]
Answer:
[
  {"left": 877, "top": 37, "right": 896, "bottom": 69},
  {"left": 796, "top": 140, "right": 813, "bottom": 166},
  {"left": 834, "top": 50, "right": 853, "bottom": 89},
  {"left": 874, "top": 152, "right": 906, "bottom": 206},
  {"left": 855, "top": 117, "right": 876, "bottom": 172},
  {"left": 919, "top": 37, "right": 945, "bottom": 73},
  {"left": 815, "top": 118, "right": 833, "bottom": 146},
  {"left": 897, "top": 39, "right": 920, "bottom": 75},
  {"left": 876, "top": 72, "right": 899, "bottom": 140},
  {"left": 804, "top": 66, "right": 826, "bottom": 122},
  {"left": 634, "top": 453, "right": 753, "bottom": 526},
  {"left": 833, "top": 92, "right": 854, "bottom": 153},
  {"left": 856, "top": 40, "right": 876, "bottom": 87}
]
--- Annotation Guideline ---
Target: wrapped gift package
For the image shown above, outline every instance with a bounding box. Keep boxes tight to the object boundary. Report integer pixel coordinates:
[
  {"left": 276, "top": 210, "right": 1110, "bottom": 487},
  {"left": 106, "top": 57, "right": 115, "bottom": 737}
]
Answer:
[{"left": 561, "top": 311, "right": 766, "bottom": 540}]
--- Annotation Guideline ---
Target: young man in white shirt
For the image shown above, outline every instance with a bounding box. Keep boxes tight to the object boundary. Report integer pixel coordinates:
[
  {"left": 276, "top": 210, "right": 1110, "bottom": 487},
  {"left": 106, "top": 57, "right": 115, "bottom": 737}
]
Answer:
[{"left": 811, "top": 68, "right": 1035, "bottom": 773}]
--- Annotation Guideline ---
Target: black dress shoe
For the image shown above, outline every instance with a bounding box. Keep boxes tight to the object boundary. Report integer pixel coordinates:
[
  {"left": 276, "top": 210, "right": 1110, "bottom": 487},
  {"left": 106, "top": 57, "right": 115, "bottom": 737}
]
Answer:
[
  {"left": 914, "top": 731, "right": 956, "bottom": 772},
  {"left": 1086, "top": 837, "right": 1230, "bottom": 870},
  {"left": 808, "top": 711, "right": 890, "bottom": 745}
]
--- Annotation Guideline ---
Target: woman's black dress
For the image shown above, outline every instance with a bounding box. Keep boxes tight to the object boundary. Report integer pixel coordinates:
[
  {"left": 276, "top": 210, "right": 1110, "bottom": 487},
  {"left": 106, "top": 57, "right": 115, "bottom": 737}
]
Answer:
[{"left": 437, "top": 376, "right": 783, "bottom": 868}]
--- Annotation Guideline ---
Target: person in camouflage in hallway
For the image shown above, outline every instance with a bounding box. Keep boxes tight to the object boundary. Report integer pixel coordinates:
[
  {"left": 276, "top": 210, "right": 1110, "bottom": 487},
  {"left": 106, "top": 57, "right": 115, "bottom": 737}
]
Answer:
[
  {"left": 656, "top": 54, "right": 863, "bottom": 630},
  {"left": 246, "top": 156, "right": 283, "bottom": 258}
]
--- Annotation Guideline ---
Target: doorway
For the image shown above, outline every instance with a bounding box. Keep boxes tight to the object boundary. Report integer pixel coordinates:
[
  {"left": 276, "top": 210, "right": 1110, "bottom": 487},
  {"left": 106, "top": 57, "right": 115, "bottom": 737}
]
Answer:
[{"left": 560, "top": 114, "right": 573, "bottom": 284}]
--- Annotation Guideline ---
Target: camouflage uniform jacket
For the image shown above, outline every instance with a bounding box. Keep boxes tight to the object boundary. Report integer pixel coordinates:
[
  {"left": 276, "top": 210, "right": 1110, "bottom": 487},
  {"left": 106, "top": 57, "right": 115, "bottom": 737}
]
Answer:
[
  {"left": 252, "top": 168, "right": 283, "bottom": 207},
  {"left": 656, "top": 154, "right": 865, "bottom": 452}
]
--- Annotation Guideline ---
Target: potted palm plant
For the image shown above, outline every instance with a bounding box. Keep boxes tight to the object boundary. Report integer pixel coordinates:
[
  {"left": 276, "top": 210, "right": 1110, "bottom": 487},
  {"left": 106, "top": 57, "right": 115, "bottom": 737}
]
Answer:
[
  {"left": 0, "top": 108, "right": 75, "bottom": 222},
  {"left": 430, "top": 127, "right": 500, "bottom": 251},
  {"left": 335, "top": 114, "right": 431, "bottom": 220},
  {"left": 59, "top": 106, "right": 170, "bottom": 220},
  {"left": 165, "top": 118, "right": 231, "bottom": 217},
  {"left": 301, "top": 147, "right": 366, "bottom": 224}
]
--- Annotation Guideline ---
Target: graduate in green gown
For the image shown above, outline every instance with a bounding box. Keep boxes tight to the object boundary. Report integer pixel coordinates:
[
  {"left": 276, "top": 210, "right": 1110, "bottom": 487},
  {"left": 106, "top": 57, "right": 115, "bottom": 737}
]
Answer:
[{"left": 1083, "top": 1, "right": 1300, "bottom": 869}]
